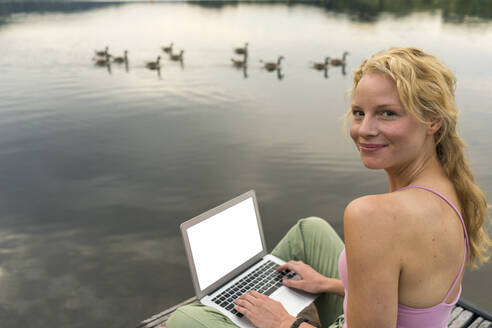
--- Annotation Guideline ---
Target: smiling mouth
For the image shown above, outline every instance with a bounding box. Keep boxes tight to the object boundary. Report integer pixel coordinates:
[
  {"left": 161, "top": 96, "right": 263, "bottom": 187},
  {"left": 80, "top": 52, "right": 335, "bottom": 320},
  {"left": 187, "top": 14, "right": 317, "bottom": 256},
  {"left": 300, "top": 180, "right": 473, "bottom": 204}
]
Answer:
[{"left": 359, "top": 143, "right": 387, "bottom": 152}]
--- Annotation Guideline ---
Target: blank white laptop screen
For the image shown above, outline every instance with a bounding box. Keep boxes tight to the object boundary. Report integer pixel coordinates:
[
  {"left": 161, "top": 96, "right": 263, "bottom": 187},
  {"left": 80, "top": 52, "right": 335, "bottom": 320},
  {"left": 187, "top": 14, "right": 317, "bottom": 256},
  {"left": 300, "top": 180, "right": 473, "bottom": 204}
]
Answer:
[{"left": 187, "top": 197, "right": 263, "bottom": 291}]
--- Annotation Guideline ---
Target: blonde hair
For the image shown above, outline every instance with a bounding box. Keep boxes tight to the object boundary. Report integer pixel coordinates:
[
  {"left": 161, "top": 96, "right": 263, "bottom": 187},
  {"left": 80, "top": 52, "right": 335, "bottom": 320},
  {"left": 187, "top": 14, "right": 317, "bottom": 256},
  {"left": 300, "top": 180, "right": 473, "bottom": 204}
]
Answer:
[{"left": 349, "top": 47, "right": 491, "bottom": 268}]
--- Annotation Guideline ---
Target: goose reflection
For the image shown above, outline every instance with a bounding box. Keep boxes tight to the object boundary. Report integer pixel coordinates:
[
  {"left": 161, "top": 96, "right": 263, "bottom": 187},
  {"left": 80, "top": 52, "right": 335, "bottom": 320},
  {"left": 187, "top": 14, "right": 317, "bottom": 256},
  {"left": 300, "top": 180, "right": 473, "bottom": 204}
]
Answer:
[
  {"left": 231, "top": 52, "right": 248, "bottom": 78},
  {"left": 276, "top": 68, "right": 284, "bottom": 80},
  {"left": 93, "top": 53, "right": 112, "bottom": 74},
  {"left": 231, "top": 56, "right": 247, "bottom": 68},
  {"left": 310, "top": 57, "right": 330, "bottom": 79},
  {"left": 94, "top": 53, "right": 111, "bottom": 66},
  {"left": 324, "top": 64, "right": 347, "bottom": 79},
  {"left": 324, "top": 67, "right": 330, "bottom": 79},
  {"left": 148, "top": 66, "right": 162, "bottom": 79},
  {"left": 231, "top": 61, "right": 248, "bottom": 79},
  {"left": 328, "top": 62, "right": 347, "bottom": 77}
]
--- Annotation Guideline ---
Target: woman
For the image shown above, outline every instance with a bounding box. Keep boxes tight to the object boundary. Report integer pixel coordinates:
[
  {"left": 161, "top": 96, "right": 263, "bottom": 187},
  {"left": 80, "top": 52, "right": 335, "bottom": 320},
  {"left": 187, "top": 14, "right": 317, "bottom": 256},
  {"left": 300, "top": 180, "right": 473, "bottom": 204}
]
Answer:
[{"left": 166, "top": 47, "right": 491, "bottom": 328}]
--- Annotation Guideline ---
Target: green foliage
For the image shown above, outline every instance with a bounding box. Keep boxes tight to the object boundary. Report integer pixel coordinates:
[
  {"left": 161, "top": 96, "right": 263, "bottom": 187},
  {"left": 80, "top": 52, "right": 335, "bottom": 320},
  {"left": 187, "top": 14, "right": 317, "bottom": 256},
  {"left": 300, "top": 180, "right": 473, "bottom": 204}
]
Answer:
[{"left": 191, "top": 0, "right": 492, "bottom": 22}]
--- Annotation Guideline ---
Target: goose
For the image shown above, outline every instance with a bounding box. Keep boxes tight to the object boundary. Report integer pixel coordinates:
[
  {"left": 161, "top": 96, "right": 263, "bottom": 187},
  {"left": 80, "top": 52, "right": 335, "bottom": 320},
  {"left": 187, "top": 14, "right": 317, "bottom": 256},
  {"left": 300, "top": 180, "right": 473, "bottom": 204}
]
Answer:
[
  {"left": 94, "top": 53, "right": 111, "bottom": 66},
  {"left": 145, "top": 56, "right": 161, "bottom": 70},
  {"left": 260, "top": 56, "right": 284, "bottom": 71},
  {"left": 113, "top": 50, "right": 128, "bottom": 63},
  {"left": 311, "top": 57, "right": 330, "bottom": 70},
  {"left": 231, "top": 56, "right": 247, "bottom": 68},
  {"left": 162, "top": 43, "right": 173, "bottom": 53},
  {"left": 170, "top": 50, "right": 184, "bottom": 61},
  {"left": 95, "top": 46, "right": 109, "bottom": 57},
  {"left": 234, "top": 42, "right": 248, "bottom": 55},
  {"left": 330, "top": 51, "right": 349, "bottom": 66}
]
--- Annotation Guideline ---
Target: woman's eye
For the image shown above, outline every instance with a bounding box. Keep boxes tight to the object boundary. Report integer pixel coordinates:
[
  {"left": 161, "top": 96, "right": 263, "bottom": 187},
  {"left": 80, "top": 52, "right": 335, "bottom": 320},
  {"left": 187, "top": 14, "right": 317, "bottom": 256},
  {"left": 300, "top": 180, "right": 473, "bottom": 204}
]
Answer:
[
  {"left": 352, "top": 110, "right": 364, "bottom": 117},
  {"left": 381, "top": 110, "right": 396, "bottom": 117}
]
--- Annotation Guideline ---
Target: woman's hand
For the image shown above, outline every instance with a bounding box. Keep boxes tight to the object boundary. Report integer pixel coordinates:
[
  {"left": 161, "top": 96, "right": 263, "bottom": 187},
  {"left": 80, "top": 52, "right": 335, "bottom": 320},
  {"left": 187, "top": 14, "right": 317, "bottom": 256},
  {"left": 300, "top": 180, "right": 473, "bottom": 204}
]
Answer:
[
  {"left": 277, "top": 261, "right": 343, "bottom": 295},
  {"left": 234, "top": 290, "right": 296, "bottom": 328}
]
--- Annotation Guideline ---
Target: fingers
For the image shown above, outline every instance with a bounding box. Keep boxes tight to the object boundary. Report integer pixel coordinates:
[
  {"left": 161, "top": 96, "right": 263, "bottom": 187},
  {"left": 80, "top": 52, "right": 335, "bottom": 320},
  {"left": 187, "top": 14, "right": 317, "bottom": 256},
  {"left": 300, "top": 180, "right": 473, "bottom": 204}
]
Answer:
[
  {"left": 236, "top": 290, "right": 263, "bottom": 307},
  {"left": 237, "top": 292, "right": 257, "bottom": 304},
  {"left": 276, "top": 263, "right": 291, "bottom": 271},
  {"left": 234, "top": 302, "right": 251, "bottom": 316},
  {"left": 234, "top": 297, "right": 252, "bottom": 315},
  {"left": 277, "top": 260, "right": 303, "bottom": 272},
  {"left": 235, "top": 291, "right": 264, "bottom": 316},
  {"left": 247, "top": 290, "right": 263, "bottom": 298},
  {"left": 282, "top": 276, "right": 303, "bottom": 288}
]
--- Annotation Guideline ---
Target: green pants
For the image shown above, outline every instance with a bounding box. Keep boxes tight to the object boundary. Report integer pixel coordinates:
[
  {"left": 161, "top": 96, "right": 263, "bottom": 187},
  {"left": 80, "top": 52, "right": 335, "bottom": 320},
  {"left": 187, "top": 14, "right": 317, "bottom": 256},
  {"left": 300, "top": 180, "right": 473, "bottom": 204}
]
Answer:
[{"left": 166, "top": 217, "right": 345, "bottom": 328}]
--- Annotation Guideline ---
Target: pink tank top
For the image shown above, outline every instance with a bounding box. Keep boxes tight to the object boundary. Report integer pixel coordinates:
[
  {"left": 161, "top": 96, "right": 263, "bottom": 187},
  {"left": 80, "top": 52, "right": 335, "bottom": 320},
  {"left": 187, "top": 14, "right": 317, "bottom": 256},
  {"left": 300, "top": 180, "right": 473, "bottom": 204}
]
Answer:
[{"left": 338, "top": 185, "right": 469, "bottom": 328}]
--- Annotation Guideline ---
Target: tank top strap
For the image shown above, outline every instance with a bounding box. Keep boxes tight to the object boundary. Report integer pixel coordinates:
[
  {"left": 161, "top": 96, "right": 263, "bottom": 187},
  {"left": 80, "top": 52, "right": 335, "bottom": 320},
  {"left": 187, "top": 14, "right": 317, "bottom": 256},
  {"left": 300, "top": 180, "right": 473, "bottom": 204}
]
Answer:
[{"left": 396, "top": 185, "right": 469, "bottom": 303}]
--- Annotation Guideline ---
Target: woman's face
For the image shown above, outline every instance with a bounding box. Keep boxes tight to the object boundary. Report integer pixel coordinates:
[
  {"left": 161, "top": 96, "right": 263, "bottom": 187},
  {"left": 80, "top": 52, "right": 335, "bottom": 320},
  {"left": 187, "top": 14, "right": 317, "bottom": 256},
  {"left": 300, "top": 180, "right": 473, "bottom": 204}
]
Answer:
[{"left": 350, "top": 73, "right": 431, "bottom": 172}]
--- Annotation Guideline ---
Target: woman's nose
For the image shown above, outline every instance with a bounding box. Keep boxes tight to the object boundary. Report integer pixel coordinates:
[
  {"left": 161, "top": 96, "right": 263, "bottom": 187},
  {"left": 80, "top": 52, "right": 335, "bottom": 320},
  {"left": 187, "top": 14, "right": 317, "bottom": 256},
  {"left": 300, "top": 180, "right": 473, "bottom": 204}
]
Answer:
[{"left": 358, "top": 116, "right": 379, "bottom": 137}]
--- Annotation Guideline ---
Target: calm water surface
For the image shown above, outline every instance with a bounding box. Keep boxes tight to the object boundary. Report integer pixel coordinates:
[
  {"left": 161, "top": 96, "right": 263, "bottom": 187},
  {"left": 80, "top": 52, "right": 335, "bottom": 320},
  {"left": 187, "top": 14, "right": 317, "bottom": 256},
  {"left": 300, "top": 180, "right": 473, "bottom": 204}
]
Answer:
[{"left": 0, "top": 2, "right": 491, "bottom": 327}]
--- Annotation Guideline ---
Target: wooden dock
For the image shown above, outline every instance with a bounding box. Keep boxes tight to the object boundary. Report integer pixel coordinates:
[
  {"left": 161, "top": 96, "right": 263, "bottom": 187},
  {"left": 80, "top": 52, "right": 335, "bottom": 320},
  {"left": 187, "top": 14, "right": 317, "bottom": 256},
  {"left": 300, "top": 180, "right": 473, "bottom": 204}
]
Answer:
[
  {"left": 137, "top": 296, "right": 197, "bottom": 328},
  {"left": 137, "top": 297, "right": 492, "bottom": 328}
]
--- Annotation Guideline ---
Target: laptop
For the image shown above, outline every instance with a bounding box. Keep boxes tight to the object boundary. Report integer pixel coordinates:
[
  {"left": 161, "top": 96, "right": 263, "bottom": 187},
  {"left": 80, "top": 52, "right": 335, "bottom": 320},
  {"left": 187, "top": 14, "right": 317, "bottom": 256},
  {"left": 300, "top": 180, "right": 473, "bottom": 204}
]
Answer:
[{"left": 180, "top": 190, "right": 318, "bottom": 328}]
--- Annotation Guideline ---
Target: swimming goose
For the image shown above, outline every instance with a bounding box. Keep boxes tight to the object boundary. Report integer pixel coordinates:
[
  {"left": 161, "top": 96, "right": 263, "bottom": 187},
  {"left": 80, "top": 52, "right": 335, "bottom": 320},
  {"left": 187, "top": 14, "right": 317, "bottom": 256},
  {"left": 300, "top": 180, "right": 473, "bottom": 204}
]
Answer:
[
  {"left": 113, "top": 50, "right": 128, "bottom": 63},
  {"left": 145, "top": 56, "right": 161, "bottom": 70},
  {"left": 330, "top": 51, "right": 349, "bottom": 66},
  {"left": 260, "top": 56, "right": 284, "bottom": 71},
  {"left": 95, "top": 46, "right": 109, "bottom": 57},
  {"left": 234, "top": 42, "right": 248, "bottom": 55},
  {"left": 94, "top": 53, "right": 111, "bottom": 66},
  {"left": 311, "top": 57, "right": 330, "bottom": 70},
  {"left": 231, "top": 55, "right": 247, "bottom": 68},
  {"left": 162, "top": 43, "right": 173, "bottom": 53},
  {"left": 170, "top": 50, "right": 184, "bottom": 61}
]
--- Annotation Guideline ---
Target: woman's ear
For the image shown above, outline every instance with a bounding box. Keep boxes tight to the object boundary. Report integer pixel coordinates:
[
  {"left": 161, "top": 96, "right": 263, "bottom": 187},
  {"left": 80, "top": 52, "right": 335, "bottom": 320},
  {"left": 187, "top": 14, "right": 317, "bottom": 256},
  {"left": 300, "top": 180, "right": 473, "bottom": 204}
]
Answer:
[{"left": 427, "top": 118, "right": 443, "bottom": 136}]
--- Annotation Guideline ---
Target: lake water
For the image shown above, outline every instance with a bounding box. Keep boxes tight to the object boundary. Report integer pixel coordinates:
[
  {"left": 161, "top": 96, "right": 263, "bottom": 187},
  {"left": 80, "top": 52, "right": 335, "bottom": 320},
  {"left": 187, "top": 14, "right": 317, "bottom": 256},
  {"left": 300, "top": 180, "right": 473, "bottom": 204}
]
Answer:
[{"left": 0, "top": 1, "right": 491, "bottom": 327}]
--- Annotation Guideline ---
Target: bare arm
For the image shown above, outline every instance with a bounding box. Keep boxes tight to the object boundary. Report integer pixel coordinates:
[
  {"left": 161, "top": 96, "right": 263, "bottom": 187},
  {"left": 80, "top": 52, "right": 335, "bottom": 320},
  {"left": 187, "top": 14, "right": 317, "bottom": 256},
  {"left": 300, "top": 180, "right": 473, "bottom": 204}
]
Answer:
[
  {"left": 323, "top": 277, "right": 345, "bottom": 297},
  {"left": 277, "top": 261, "right": 345, "bottom": 297},
  {"left": 343, "top": 196, "right": 401, "bottom": 328}
]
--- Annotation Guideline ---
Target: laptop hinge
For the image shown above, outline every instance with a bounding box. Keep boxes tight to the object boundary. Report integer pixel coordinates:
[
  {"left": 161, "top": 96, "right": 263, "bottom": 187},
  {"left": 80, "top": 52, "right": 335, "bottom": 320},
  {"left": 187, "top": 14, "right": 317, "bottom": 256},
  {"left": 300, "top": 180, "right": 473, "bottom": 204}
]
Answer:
[{"left": 207, "top": 258, "right": 263, "bottom": 297}]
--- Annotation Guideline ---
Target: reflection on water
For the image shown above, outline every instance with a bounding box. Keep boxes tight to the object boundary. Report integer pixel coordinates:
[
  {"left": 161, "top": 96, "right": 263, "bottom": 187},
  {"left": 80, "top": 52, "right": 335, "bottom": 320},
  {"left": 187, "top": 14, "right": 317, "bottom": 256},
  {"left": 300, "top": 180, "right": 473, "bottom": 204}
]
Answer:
[
  {"left": 3, "top": 0, "right": 492, "bottom": 27},
  {"left": 187, "top": 0, "right": 492, "bottom": 23},
  {"left": 1, "top": 2, "right": 492, "bottom": 328}
]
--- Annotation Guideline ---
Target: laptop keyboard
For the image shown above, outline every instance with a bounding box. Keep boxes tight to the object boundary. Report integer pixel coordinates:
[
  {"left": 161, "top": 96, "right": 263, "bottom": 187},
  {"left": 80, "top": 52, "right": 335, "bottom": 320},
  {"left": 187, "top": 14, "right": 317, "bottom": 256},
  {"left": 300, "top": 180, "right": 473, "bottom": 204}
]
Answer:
[{"left": 210, "top": 260, "right": 297, "bottom": 318}]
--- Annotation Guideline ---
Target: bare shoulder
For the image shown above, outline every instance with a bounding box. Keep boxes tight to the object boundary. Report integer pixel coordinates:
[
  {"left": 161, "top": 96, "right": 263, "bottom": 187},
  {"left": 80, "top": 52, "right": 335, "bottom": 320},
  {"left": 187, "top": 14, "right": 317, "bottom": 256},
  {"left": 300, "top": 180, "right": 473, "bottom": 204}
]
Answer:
[
  {"left": 343, "top": 187, "right": 458, "bottom": 255},
  {"left": 344, "top": 193, "right": 408, "bottom": 243}
]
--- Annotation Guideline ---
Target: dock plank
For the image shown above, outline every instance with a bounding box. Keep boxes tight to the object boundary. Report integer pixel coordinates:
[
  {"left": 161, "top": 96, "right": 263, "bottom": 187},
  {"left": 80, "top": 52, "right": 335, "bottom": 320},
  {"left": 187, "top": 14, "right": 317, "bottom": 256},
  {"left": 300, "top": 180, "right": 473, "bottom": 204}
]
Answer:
[
  {"left": 138, "top": 299, "right": 492, "bottom": 328},
  {"left": 469, "top": 318, "right": 485, "bottom": 328},
  {"left": 449, "top": 307, "right": 465, "bottom": 324},
  {"left": 137, "top": 296, "right": 197, "bottom": 328},
  {"left": 449, "top": 310, "right": 474, "bottom": 328},
  {"left": 477, "top": 320, "right": 492, "bottom": 328}
]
